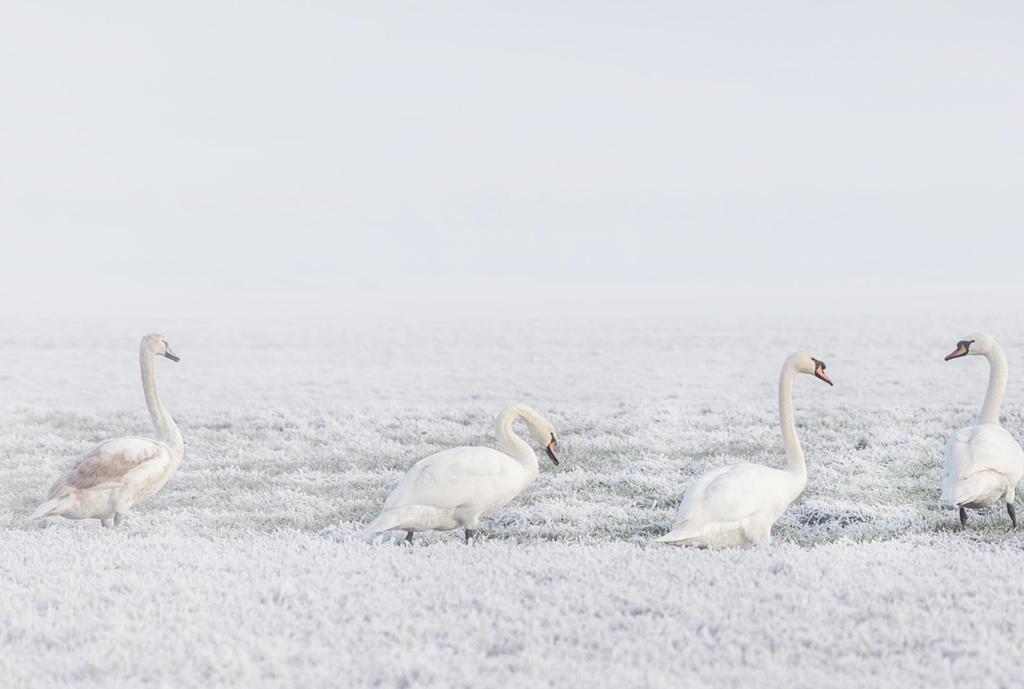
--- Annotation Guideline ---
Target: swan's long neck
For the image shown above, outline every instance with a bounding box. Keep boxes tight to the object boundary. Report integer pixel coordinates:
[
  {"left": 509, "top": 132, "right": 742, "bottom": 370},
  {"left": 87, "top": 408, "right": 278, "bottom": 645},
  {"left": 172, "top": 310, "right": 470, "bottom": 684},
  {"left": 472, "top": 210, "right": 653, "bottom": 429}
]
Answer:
[
  {"left": 778, "top": 362, "right": 806, "bottom": 480},
  {"left": 495, "top": 407, "right": 539, "bottom": 468},
  {"left": 980, "top": 342, "right": 1009, "bottom": 425},
  {"left": 141, "top": 348, "right": 183, "bottom": 455}
]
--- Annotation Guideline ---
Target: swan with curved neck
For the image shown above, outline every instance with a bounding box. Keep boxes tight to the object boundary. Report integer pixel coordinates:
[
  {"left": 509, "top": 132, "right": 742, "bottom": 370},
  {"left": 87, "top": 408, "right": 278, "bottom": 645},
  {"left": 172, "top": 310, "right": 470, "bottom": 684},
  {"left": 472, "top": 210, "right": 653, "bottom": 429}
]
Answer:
[
  {"left": 655, "top": 351, "right": 832, "bottom": 548},
  {"left": 941, "top": 332, "right": 1024, "bottom": 527},
  {"left": 30, "top": 334, "right": 184, "bottom": 527},
  {"left": 361, "top": 404, "right": 560, "bottom": 544}
]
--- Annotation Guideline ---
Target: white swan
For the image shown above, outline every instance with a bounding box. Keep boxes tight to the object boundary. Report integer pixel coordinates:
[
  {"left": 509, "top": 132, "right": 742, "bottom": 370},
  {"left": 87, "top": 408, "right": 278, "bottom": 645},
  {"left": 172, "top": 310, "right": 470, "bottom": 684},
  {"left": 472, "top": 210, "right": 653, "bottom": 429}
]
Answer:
[
  {"left": 30, "top": 334, "right": 183, "bottom": 527},
  {"left": 941, "top": 332, "right": 1024, "bottom": 527},
  {"left": 655, "top": 352, "right": 833, "bottom": 548},
  {"left": 360, "top": 404, "right": 560, "bottom": 543}
]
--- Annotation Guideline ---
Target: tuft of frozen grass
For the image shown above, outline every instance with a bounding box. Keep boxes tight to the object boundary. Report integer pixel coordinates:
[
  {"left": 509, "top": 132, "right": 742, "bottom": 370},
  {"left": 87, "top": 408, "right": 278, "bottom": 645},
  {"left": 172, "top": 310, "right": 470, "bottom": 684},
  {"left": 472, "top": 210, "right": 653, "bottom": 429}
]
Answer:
[{"left": 2, "top": 306, "right": 1024, "bottom": 687}]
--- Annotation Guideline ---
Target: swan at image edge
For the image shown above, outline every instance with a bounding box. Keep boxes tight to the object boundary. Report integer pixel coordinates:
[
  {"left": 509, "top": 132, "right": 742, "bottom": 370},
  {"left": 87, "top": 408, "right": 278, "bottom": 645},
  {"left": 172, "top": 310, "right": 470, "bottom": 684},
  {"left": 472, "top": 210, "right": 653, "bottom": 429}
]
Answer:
[
  {"left": 360, "top": 404, "right": 560, "bottom": 544},
  {"left": 655, "top": 351, "right": 833, "bottom": 548},
  {"left": 941, "top": 333, "right": 1024, "bottom": 527},
  {"left": 30, "top": 334, "right": 184, "bottom": 527}
]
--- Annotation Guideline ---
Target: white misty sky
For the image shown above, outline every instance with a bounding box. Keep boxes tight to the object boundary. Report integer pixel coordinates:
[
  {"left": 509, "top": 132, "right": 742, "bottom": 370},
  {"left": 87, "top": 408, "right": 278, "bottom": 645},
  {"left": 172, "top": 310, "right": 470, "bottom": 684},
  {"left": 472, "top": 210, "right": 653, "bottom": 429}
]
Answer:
[{"left": 1, "top": 2, "right": 1022, "bottom": 294}]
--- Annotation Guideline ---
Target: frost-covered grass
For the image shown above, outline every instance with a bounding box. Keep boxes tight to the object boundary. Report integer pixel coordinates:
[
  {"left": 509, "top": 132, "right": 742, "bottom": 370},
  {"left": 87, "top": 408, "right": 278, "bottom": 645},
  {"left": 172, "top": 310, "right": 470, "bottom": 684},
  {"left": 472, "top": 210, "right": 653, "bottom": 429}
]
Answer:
[{"left": 2, "top": 300, "right": 1024, "bottom": 688}]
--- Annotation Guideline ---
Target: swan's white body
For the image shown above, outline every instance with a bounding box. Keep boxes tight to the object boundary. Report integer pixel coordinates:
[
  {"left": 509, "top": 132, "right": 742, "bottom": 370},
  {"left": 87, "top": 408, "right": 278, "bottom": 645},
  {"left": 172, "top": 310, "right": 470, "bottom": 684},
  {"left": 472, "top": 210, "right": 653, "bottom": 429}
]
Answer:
[
  {"left": 656, "top": 463, "right": 805, "bottom": 548},
  {"left": 941, "top": 334, "right": 1024, "bottom": 513},
  {"left": 655, "top": 352, "right": 829, "bottom": 548},
  {"left": 30, "top": 334, "right": 183, "bottom": 526},
  {"left": 942, "top": 425, "right": 1024, "bottom": 508},
  {"left": 361, "top": 405, "right": 558, "bottom": 541}
]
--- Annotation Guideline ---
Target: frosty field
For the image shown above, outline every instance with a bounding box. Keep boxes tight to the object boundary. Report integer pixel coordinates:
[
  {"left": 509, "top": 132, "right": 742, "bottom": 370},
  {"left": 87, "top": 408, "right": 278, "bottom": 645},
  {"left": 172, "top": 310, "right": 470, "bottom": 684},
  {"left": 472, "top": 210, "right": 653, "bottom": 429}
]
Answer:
[{"left": 2, "top": 293, "right": 1023, "bottom": 689}]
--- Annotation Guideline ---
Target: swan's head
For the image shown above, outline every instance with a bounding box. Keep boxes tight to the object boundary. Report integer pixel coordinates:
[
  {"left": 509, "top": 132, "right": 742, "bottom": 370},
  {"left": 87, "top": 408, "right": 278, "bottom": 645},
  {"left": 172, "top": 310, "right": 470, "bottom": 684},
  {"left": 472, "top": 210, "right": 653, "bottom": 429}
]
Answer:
[
  {"left": 788, "top": 351, "right": 832, "bottom": 386},
  {"left": 517, "top": 406, "right": 560, "bottom": 465},
  {"left": 945, "top": 332, "right": 994, "bottom": 361},
  {"left": 142, "top": 333, "right": 180, "bottom": 362}
]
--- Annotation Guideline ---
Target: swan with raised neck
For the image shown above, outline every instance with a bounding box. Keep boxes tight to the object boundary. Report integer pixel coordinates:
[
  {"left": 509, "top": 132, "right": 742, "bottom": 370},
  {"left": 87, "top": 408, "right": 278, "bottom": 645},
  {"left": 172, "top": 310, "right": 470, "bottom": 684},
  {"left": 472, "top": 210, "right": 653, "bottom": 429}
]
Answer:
[
  {"left": 655, "top": 351, "right": 832, "bottom": 548},
  {"left": 30, "top": 334, "right": 184, "bottom": 527},
  {"left": 941, "top": 332, "right": 1024, "bottom": 526}
]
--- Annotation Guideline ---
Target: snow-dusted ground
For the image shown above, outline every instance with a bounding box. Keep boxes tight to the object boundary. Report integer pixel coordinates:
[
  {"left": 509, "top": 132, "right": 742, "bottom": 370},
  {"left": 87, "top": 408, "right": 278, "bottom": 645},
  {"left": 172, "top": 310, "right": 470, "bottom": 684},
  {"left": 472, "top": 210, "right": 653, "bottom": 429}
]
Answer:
[{"left": 2, "top": 291, "right": 1023, "bottom": 688}]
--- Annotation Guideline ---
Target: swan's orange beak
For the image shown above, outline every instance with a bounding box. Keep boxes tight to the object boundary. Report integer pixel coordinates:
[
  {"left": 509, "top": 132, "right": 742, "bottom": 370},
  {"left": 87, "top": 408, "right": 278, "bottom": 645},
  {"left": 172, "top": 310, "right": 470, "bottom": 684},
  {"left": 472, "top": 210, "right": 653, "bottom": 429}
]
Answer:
[
  {"left": 545, "top": 439, "right": 559, "bottom": 465},
  {"left": 945, "top": 344, "right": 969, "bottom": 361},
  {"left": 814, "top": 367, "right": 833, "bottom": 386}
]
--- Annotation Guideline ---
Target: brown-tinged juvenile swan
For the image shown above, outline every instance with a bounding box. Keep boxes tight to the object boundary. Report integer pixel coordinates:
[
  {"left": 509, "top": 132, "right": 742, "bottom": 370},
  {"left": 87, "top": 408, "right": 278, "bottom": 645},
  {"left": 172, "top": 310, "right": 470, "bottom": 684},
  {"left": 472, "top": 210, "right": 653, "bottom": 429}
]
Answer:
[
  {"left": 942, "top": 332, "right": 1024, "bottom": 527},
  {"left": 30, "top": 334, "right": 183, "bottom": 527},
  {"left": 360, "top": 404, "right": 560, "bottom": 544},
  {"left": 655, "top": 351, "right": 833, "bottom": 548}
]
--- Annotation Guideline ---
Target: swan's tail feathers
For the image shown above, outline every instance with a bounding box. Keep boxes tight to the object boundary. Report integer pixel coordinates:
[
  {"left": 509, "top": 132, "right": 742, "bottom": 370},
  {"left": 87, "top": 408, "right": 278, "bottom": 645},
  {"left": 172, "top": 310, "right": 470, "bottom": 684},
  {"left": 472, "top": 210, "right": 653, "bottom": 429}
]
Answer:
[
  {"left": 653, "top": 524, "right": 700, "bottom": 546},
  {"left": 28, "top": 481, "right": 123, "bottom": 522},
  {"left": 653, "top": 532, "right": 694, "bottom": 546},
  {"left": 29, "top": 493, "right": 75, "bottom": 521},
  {"left": 358, "top": 511, "right": 405, "bottom": 544}
]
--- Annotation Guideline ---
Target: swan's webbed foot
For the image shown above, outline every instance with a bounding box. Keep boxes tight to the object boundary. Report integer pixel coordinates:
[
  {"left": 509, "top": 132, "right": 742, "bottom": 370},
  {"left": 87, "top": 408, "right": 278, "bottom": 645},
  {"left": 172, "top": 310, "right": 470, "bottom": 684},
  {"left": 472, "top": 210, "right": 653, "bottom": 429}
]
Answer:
[
  {"left": 1008, "top": 503, "right": 1017, "bottom": 529},
  {"left": 464, "top": 529, "right": 479, "bottom": 544},
  {"left": 959, "top": 506, "right": 968, "bottom": 527},
  {"left": 101, "top": 518, "right": 113, "bottom": 529}
]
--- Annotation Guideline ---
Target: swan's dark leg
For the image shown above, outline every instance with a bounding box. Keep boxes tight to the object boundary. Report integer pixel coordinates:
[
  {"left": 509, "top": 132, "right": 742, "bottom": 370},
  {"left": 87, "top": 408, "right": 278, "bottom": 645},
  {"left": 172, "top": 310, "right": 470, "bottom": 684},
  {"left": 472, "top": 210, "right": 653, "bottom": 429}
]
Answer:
[
  {"left": 1008, "top": 503, "right": 1017, "bottom": 528},
  {"left": 959, "top": 506, "right": 968, "bottom": 527},
  {"left": 405, "top": 531, "right": 414, "bottom": 544},
  {"left": 113, "top": 513, "right": 124, "bottom": 528},
  {"left": 464, "top": 529, "right": 478, "bottom": 544}
]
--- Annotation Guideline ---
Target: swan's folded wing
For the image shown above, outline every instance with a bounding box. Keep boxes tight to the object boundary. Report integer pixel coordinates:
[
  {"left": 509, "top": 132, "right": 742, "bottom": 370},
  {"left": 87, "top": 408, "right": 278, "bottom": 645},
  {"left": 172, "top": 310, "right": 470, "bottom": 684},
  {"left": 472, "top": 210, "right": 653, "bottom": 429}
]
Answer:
[
  {"left": 382, "top": 447, "right": 508, "bottom": 511},
  {"left": 677, "top": 464, "right": 787, "bottom": 525},
  {"left": 674, "top": 465, "right": 733, "bottom": 520},
  {"left": 49, "top": 437, "right": 169, "bottom": 497},
  {"left": 943, "top": 433, "right": 975, "bottom": 493},
  {"left": 945, "top": 425, "right": 1024, "bottom": 483}
]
